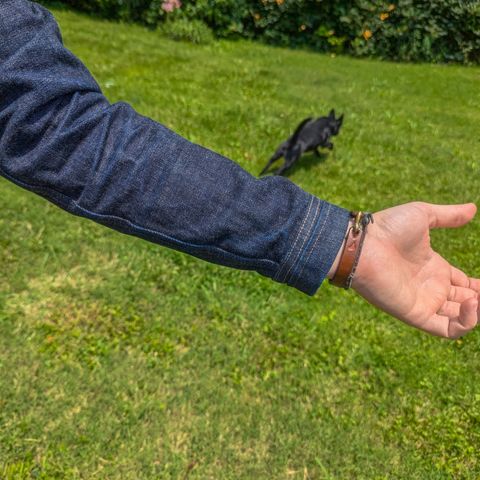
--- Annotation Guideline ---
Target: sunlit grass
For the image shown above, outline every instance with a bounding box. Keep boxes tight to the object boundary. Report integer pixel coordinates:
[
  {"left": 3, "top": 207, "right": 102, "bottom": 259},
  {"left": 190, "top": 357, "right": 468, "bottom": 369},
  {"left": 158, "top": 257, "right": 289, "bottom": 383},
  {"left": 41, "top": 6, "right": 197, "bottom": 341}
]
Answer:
[{"left": 1, "top": 5, "right": 480, "bottom": 479}]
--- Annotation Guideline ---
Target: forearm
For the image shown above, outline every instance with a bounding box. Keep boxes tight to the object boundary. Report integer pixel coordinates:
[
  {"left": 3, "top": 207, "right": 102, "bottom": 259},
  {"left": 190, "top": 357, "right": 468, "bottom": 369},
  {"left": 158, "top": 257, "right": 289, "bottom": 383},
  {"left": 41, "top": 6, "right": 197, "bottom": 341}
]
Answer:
[{"left": 0, "top": 0, "right": 350, "bottom": 294}]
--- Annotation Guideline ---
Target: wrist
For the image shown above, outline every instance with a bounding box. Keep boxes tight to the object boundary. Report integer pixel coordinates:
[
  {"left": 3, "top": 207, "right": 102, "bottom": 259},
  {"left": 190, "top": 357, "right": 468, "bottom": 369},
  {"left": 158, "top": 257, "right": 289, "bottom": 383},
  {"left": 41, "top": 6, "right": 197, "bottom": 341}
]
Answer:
[
  {"left": 350, "top": 217, "right": 380, "bottom": 292},
  {"left": 328, "top": 212, "right": 374, "bottom": 288},
  {"left": 327, "top": 219, "right": 352, "bottom": 280}
]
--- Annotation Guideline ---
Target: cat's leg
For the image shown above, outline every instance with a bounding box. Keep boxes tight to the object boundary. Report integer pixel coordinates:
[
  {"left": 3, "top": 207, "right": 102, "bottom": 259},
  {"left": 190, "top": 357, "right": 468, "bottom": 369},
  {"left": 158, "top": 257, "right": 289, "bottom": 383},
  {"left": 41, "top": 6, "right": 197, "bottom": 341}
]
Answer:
[
  {"left": 259, "top": 142, "right": 287, "bottom": 175},
  {"left": 276, "top": 145, "right": 302, "bottom": 176}
]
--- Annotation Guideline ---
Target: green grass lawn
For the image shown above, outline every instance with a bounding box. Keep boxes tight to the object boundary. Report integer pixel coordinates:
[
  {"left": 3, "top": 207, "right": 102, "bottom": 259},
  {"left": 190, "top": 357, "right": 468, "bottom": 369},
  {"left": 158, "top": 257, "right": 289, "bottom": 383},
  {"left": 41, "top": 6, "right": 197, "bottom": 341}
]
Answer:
[{"left": 2, "top": 6, "right": 480, "bottom": 479}]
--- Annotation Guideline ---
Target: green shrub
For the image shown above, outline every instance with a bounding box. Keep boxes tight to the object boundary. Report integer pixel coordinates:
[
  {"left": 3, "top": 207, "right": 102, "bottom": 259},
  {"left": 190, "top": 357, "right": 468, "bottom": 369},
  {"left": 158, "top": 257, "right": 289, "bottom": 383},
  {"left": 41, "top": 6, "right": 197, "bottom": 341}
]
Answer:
[
  {"left": 336, "top": 0, "right": 480, "bottom": 64},
  {"left": 61, "top": 0, "right": 152, "bottom": 22},
  {"left": 160, "top": 18, "right": 214, "bottom": 44},
  {"left": 43, "top": 0, "right": 480, "bottom": 64}
]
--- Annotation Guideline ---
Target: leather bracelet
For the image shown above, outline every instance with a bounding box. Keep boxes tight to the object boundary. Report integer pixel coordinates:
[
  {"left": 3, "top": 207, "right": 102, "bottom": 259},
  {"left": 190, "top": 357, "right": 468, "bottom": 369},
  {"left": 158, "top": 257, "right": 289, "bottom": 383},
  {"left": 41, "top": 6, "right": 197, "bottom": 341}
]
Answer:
[{"left": 329, "top": 211, "right": 373, "bottom": 289}]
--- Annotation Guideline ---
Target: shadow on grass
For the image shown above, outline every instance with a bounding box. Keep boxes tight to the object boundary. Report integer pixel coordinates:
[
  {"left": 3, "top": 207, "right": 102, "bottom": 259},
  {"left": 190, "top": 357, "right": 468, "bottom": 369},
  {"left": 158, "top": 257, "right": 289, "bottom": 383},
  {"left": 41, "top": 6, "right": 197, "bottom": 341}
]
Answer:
[{"left": 259, "top": 150, "right": 331, "bottom": 177}]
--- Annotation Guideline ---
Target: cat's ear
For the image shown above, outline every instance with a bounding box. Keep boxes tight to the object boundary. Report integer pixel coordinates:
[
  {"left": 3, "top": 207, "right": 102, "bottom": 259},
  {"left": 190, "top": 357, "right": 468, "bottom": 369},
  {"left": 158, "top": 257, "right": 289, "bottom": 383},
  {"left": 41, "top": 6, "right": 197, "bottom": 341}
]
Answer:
[
  {"left": 337, "top": 114, "right": 344, "bottom": 126},
  {"left": 328, "top": 109, "right": 335, "bottom": 119}
]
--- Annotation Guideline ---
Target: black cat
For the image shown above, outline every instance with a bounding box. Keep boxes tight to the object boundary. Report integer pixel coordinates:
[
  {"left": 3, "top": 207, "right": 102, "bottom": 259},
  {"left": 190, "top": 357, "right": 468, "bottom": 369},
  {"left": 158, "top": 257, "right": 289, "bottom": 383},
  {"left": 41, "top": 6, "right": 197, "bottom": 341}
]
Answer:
[{"left": 260, "top": 109, "right": 344, "bottom": 176}]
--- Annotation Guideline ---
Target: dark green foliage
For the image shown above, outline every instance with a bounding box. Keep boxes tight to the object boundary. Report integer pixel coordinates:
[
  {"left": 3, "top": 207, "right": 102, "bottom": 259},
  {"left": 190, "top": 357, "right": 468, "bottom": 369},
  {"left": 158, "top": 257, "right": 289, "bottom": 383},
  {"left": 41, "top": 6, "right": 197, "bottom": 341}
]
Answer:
[
  {"left": 42, "top": 0, "right": 480, "bottom": 63},
  {"left": 61, "top": 0, "right": 150, "bottom": 21},
  {"left": 341, "top": 0, "right": 480, "bottom": 63},
  {"left": 57, "top": 0, "right": 178, "bottom": 25}
]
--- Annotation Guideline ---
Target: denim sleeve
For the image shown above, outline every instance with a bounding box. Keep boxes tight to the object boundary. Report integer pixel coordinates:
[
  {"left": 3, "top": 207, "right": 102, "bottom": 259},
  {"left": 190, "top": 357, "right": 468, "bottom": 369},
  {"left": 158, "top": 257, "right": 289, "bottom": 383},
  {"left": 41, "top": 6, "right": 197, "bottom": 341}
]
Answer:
[{"left": 0, "top": 0, "right": 350, "bottom": 295}]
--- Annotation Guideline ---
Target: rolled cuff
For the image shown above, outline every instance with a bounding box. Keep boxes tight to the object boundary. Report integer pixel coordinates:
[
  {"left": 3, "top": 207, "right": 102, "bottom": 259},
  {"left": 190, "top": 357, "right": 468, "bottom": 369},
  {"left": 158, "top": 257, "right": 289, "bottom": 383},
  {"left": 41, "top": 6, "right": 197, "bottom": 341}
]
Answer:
[{"left": 275, "top": 198, "right": 350, "bottom": 295}]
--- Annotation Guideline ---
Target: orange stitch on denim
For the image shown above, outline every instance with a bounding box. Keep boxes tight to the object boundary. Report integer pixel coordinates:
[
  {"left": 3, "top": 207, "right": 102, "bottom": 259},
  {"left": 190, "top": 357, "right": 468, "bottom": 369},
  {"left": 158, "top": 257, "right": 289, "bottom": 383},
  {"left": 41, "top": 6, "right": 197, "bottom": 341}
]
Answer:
[
  {"left": 274, "top": 195, "right": 314, "bottom": 281},
  {"left": 294, "top": 203, "right": 331, "bottom": 282},
  {"left": 0, "top": 168, "right": 279, "bottom": 271},
  {"left": 281, "top": 200, "right": 319, "bottom": 283}
]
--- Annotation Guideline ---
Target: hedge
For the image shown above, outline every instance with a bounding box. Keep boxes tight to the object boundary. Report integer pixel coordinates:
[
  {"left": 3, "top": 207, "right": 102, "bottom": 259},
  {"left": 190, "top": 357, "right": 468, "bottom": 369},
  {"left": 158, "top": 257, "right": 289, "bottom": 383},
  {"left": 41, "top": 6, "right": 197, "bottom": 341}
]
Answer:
[{"left": 48, "top": 0, "right": 480, "bottom": 63}]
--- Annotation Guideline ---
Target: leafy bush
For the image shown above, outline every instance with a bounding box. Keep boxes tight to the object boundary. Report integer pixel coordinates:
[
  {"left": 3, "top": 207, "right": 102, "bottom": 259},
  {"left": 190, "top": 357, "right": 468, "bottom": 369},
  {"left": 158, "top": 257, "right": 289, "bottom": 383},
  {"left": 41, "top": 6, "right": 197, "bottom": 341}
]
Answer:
[
  {"left": 62, "top": 0, "right": 153, "bottom": 22},
  {"left": 45, "top": 0, "right": 480, "bottom": 63},
  {"left": 160, "top": 18, "right": 214, "bottom": 44},
  {"left": 335, "top": 0, "right": 480, "bottom": 64}
]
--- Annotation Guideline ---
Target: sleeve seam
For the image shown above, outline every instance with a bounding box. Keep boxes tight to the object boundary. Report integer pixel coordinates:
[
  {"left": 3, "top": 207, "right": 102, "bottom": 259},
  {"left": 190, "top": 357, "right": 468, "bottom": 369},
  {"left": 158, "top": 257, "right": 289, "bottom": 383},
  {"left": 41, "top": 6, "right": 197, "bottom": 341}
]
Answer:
[
  {"left": 0, "top": 167, "right": 280, "bottom": 271},
  {"left": 274, "top": 195, "right": 318, "bottom": 283},
  {"left": 290, "top": 202, "right": 331, "bottom": 284}
]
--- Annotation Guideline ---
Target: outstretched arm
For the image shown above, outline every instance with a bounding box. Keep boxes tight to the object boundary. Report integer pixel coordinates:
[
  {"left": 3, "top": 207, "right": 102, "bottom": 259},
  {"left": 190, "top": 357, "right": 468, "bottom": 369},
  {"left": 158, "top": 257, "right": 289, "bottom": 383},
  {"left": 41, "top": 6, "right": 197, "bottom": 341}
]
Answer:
[
  {"left": 1, "top": 2, "right": 478, "bottom": 338},
  {"left": 0, "top": 0, "right": 349, "bottom": 295}
]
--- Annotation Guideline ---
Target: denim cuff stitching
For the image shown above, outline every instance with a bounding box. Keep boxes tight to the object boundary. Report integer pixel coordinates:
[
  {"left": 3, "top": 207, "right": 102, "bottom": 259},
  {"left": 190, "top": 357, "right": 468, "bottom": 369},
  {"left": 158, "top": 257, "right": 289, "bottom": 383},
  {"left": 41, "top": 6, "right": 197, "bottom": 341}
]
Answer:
[
  {"left": 286, "top": 201, "right": 350, "bottom": 295},
  {"left": 274, "top": 195, "right": 318, "bottom": 283},
  {"left": 287, "top": 201, "right": 330, "bottom": 284}
]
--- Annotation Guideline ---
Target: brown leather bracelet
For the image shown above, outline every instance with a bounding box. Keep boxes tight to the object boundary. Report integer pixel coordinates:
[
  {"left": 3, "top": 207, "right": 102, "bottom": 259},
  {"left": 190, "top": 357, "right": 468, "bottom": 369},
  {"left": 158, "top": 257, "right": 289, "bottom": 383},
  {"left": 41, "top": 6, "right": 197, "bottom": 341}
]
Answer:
[{"left": 329, "top": 212, "right": 373, "bottom": 289}]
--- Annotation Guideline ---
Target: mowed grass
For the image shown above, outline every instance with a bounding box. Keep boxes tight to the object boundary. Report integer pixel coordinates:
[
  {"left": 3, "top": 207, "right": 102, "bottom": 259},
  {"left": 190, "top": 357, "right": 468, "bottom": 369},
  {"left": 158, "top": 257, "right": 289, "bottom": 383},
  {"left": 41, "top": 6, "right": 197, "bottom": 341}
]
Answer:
[{"left": 1, "top": 6, "right": 480, "bottom": 479}]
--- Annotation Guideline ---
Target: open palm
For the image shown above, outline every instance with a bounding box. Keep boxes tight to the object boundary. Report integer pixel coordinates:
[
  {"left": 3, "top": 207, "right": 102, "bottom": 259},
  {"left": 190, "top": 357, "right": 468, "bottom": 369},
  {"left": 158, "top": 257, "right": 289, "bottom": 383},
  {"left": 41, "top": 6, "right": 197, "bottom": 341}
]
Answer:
[{"left": 353, "top": 202, "right": 480, "bottom": 338}]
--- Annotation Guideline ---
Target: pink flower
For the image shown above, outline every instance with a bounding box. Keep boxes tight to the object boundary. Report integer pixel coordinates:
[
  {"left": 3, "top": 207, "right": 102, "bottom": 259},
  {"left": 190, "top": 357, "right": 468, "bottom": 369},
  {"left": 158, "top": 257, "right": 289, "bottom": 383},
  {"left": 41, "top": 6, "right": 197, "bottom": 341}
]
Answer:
[{"left": 161, "top": 0, "right": 181, "bottom": 12}]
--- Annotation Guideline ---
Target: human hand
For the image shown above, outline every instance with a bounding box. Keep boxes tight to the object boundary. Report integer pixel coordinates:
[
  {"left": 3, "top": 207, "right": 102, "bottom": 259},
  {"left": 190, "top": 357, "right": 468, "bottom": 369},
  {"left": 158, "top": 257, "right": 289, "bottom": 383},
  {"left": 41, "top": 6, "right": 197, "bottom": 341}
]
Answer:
[{"left": 351, "top": 202, "right": 480, "bottom": 338}]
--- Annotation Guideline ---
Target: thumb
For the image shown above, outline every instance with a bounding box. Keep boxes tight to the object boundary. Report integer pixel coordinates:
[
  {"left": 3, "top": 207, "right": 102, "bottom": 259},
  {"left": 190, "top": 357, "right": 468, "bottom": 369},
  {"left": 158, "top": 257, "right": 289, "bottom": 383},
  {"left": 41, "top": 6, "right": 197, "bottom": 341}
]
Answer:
[{"left": 422, "top": 202, "right": 477, "bottom": 229}]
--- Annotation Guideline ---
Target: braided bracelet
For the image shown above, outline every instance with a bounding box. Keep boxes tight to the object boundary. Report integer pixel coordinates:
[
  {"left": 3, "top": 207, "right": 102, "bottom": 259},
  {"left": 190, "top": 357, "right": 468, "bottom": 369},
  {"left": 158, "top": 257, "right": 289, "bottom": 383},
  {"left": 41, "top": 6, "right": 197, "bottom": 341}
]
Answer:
[{"left": 329, "top": 211, "right": 374, "bottom": 289}]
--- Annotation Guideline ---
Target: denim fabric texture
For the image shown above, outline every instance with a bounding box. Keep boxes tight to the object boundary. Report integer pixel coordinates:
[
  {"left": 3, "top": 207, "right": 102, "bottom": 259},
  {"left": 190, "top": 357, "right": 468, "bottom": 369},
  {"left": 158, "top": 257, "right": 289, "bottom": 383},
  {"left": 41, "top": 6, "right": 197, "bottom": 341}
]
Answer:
[{"left": 0, "top": 0, "right": 350, "bottom": 295}]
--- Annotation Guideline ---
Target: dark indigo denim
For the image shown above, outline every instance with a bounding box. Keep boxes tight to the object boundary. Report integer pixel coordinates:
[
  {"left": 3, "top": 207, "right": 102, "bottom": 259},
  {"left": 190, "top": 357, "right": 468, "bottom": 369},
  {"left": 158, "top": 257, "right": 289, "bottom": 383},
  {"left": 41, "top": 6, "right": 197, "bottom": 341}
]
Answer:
[{"left": 0, "top": 0, "right": 350, "bottom": 295}]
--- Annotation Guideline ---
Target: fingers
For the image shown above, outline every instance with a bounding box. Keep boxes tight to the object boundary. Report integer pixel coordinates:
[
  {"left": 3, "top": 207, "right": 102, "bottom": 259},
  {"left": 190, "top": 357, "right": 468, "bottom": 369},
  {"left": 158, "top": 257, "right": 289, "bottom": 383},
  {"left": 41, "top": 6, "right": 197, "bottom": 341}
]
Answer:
[
  {"left": 420, "top": 202, "right": 477, "bottom": 229},
  {"left": 448, "top": 297, "right": 479, "bottom": 339},
  {"left": 438, "top": 301, "right": 460, "bottom": 318},
  {"left": 451, "top": 266, "right": 480, "bottom": 292},
  {"left": 448, "top": 285, "right": 478, "bottom": 303},
  {"left": 424, "top": 297, "right": 478, "bottom": 339}
]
